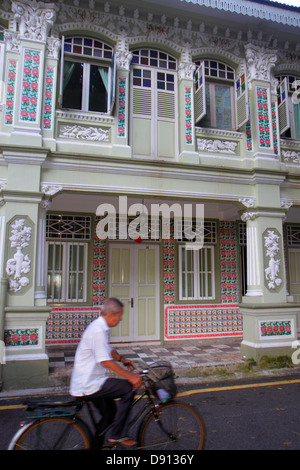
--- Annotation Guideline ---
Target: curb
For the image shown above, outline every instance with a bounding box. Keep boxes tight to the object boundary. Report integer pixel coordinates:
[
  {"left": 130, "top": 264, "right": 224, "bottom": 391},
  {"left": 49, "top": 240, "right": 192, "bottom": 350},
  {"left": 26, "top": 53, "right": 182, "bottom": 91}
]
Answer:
[{"left": 1, "top": 364, "right": 300, "bottom": 399}]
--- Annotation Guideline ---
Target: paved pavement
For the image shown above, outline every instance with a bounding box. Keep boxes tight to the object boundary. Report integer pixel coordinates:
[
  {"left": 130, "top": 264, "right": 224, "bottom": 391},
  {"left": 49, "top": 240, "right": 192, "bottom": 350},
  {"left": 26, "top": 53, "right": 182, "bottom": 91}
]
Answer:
[
  {"left": 47, "top": 336, "right": 244, "bottom": 388},
  {"left": 1, "top": 335, "right": 298, "bottom": 397}
]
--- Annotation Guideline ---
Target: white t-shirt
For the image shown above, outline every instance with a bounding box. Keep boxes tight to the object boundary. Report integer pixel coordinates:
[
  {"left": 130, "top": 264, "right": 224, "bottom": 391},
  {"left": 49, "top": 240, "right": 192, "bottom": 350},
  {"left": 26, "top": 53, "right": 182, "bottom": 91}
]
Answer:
[{"left": 69, "top": 316, "right": 113, "bottom": 396}]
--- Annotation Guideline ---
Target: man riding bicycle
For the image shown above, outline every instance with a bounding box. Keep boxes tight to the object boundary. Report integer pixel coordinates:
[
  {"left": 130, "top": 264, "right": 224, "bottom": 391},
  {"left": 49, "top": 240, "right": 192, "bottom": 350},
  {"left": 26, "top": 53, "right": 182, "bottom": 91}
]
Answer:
[{"left": 70, "top": 297, "right": 142, "bottom": 447}]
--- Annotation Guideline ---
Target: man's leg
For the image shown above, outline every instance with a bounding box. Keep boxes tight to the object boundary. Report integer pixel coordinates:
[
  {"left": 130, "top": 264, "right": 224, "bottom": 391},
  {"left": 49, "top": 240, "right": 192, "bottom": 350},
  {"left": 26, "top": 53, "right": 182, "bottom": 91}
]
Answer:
[
  {"left": 89, "top": 396, "right": 116, "bottom": 435},
  {"left": 88, "top": 378, "right": 135, "bottom": 441}
]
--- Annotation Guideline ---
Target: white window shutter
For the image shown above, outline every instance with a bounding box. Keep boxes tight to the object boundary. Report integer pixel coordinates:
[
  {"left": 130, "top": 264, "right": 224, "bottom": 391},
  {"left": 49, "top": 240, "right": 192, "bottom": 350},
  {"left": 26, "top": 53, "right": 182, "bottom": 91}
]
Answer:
[
  {"left": 235, "top": 72, "right": 249, "bottom": 129},
  {"left": 109, "top": 47, "right": 117, "bottom": 114},
  {"left": 278, "top": 77, "right": 290, "bottom": 135},
  {"left": 194, "top": 62, "right": 206, "bottom": 124},
  {"left": 58, "top": 35, "right": 65, "bottom": 107}
]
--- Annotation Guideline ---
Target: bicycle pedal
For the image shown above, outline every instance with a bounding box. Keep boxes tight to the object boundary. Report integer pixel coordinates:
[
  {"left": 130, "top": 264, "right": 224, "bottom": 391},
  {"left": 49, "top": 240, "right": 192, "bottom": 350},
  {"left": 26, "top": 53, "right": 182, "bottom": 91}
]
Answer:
[{"left": 101, "top": 443, "right": 115, "bottom": 450}]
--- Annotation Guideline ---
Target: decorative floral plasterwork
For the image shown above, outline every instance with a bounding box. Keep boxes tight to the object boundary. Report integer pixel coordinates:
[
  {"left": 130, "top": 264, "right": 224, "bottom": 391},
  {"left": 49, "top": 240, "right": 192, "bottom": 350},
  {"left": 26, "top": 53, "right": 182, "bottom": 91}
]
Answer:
[
  {"left": 4, "top": 31, "right": 21, "bottom": 52},
  {"left": 281, "top": 199, "right": 293, "bottom": 210},
  {"left": 178, "top": 62, "right": 196, "bottom": 81},
  {"left": 264, "top": 230, "right": 282, "bottom": 290},
  {"left": 6, "top": 219, "right": 32, "bottom": 293},
  {"left": 41, "top": 184, "right": 63, "bottom": 196},
  {"left": 197, "top": 138, "right": 238, "bottom": 154},
  {"left": 115, "top": 51, "right": 133, "bottom": 71},
  {"left": 245, "top": 44, "right": 277, "bottom": 83},
  {"left": 241, "top": 212, "right": 256, "bottom": 222},
  {"left": 282, "top": 150, "right": 300, "bottom": 164},
  {"left": 239, "top": 198, "right": 255, "bottom": 208},
  {"left": 59, "top": 125, "right": 110, "bottom": 142},
  {"left": 46, "top": 36, "right": 61, "bottom": 60},
  {"left": 12, "top": 0, "right": 57, "bottom": 42}
]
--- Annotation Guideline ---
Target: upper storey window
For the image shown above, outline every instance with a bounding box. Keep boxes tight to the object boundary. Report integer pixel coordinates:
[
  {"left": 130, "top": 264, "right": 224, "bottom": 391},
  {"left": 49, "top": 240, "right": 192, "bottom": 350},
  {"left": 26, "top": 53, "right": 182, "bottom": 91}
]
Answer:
[
  {"left": 194, "top": 59, "right": 248, "bottom": 131},
  {"left": 277, "top": 74, "right": 300, "bottom": 140},
  {"left": 61, "top": 36, "right": 114, "bottom": 113},
  {"left": 131, "top": 49, "right": 177, "bottom": 159}
]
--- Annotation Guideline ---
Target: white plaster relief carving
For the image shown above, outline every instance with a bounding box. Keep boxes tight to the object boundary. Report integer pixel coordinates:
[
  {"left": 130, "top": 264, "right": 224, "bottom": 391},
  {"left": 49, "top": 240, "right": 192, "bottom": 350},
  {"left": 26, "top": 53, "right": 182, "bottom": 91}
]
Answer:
[
  {"left": 281, "top": 199, "right": 293, "bottom": 210},
  {"left": 264, "top": 230, "right": 282, "bottom": 290},
  {"left": 4, "top": 31, "right": 21, "bottom": 52},
  {"left": 6, "top": 219, "right": 32, "bottom": 292},
  {"left": 12, "top": 0, "right": 57, "bottom": 42},
  {"left": 59, "top": 125, "right": 110, "bottom": 142},
  {"left": 115, "top": 51, "right": 133, "bottom": 71},
  {"left": 178, "top": 62, "right": 196, "bottom": 81},
  {"left": 46, "top": 36, "right": 61, "bottom": 60},
  {"left": 239, "top": 198, "right": 255, "bottom": 208},
  {"left": 282, "top": 150, "right": 300, "bottom": 164},
  {"left": 241, "top": 212, "right": 256, "bottom": 222},
  {"left": 197, "top": 138, "right": 238, "bottom": 154},
  {"left": 245, "top": 44, "right": 277, "bottom": 82},
  {"left": 41, "top": 184, "right": 63, "bottom": 197}
]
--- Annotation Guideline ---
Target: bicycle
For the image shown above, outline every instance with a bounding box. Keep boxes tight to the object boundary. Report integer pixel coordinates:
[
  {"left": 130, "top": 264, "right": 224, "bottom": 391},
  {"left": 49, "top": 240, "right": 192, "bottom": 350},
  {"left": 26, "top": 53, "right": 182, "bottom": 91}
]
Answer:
[{"left": 8, "top": 361, "right": 205, "bottom": 450}]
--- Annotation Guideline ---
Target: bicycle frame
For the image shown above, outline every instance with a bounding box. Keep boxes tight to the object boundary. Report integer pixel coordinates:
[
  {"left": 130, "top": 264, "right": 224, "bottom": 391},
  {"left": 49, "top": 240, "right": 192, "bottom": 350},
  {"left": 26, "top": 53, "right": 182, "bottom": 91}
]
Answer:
[{"left": 18, "top": 374, "right": 161, "bottom": 449}]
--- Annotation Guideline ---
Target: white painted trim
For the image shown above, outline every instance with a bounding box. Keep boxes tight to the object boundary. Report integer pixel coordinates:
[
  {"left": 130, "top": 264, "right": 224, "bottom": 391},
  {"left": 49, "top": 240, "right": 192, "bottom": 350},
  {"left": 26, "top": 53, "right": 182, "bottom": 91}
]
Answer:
[
  {"left": 5, "top": 353, "right": 48, "bottom": 361},
  {"left": 241, "top": 340, "right": 295, "bottom": 349},
  {"left": 181, "top": 0, "right": 300, "bottom": 26},
  {"left": 41, "top": 180, "right": 256, "bottom": 203}
]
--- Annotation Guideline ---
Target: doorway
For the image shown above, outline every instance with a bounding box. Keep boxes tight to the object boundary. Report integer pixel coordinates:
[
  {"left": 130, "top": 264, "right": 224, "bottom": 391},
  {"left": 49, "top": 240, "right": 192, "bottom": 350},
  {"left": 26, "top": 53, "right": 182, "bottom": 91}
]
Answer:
[{"left": 109, "top": 243, "right": 160, "bottom": 342}]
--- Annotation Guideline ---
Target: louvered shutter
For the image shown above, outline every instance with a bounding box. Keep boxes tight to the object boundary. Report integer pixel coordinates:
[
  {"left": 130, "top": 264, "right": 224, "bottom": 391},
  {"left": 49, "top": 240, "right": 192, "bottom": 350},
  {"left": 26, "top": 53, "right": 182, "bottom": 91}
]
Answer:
[
  {"left": 278, "top": 77, "right": 290, "bottom": 134},
  {"left": 157, "top": 91, "right": 175, "bottom": 120},
  {"left": 194, "top": 62, "right": 206, "bottom": 123},
  {"left": 109, "top": 47, "right": 116, "bottom": 114},
  {"left": 235, "top": 72, "right": 249, "bottom": 129},
  {"left": 132, "top": 87, "right": 152, "bottom": 115},
  {"left": 58, "top": 35, "right": 65, "bottom": 106},
  {"left": 157, "top": 87, "right": 176, "bottom": 158},
  {"left": 132, "top": 68, "right": 153, "bottom": 157}
]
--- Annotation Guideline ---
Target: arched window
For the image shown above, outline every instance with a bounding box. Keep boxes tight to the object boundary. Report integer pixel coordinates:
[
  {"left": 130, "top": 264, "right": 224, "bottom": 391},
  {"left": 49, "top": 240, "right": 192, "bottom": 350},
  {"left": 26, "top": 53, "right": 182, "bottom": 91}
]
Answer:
[
  {"left": 194, "top": 59, "right": 248, "bottom": 131},
  {"left": 130, "top": 49, "right": 178, "bottom": 159},
  {"left": 276, "top": 73, "right": 300, "bottom": 140},
  {"left": 60, "top": 36, "right": 114, "bottom": 113}
]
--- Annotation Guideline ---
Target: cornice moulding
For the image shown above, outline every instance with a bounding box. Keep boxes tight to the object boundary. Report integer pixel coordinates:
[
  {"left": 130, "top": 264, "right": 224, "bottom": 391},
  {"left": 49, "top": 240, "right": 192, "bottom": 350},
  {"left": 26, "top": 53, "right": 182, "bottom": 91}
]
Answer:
[{"left": 180, "top": 0, "right": 300, "bottom": 27}]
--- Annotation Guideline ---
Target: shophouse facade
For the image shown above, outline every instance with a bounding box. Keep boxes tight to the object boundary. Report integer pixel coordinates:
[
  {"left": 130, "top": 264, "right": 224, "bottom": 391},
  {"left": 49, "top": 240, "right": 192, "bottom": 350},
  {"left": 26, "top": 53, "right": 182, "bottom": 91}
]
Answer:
[{"left": 0, "top": 0, "right": 300, "bottom": 389}]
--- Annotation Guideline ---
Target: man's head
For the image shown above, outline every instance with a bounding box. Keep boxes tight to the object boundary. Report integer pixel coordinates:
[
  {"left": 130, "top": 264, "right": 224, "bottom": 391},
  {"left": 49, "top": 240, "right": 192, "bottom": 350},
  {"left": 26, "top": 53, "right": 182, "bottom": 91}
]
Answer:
[{"left": 101, "top": 297, "right": 124, "bottom": 327}]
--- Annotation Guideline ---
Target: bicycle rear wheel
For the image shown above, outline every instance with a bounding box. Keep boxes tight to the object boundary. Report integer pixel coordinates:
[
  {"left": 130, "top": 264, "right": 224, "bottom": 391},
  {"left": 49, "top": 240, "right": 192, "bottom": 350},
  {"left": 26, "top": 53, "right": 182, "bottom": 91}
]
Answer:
[
  {"left": 11, "top": 416, "right": 92, "bottom": 450},
  {"left": 138, "top": 402, "right": 205, "bottom": 450}
]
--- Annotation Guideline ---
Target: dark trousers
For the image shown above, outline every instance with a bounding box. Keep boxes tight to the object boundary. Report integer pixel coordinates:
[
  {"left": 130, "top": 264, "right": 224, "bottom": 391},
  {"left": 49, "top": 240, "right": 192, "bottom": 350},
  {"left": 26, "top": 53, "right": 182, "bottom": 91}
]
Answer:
[{"left": 87, "top": 378, "right": 135, "bottom": 440}]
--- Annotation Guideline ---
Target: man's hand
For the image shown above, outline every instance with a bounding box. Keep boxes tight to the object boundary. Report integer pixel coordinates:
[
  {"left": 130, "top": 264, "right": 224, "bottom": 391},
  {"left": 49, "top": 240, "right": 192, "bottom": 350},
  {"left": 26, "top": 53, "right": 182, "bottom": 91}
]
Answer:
[{"left": 128, "top": 371, "right": 143, "bottom": 390}]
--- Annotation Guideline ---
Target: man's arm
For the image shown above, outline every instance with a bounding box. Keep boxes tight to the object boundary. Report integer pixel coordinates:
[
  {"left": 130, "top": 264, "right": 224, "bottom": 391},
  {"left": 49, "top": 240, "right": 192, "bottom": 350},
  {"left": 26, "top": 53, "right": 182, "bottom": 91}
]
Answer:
[
  {"left": 111, "top": 348, "right": 133, "bottom": 368},
  {"left": 101, "top": 359, "right": 142, "bottom": 390}
]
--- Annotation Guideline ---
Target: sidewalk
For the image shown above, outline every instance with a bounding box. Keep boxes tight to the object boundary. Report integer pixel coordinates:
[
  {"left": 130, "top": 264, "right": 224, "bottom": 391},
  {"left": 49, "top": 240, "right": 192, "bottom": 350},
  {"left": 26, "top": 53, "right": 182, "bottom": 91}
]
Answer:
[
  {"left": 1, "top": 336, "right": 298, "bottom": 398},
  {"left": 48, "top": 336, "right": 244, "bottom": 388}
]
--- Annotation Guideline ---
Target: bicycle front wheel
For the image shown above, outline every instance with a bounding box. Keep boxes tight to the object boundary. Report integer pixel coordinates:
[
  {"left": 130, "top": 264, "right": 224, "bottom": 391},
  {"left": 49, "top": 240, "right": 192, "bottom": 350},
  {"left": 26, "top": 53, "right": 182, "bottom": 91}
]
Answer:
[
  {"left": 11, "top": 416, "right": 92, "bottom": 450},
  {"left": 138, "top": 402, "right": 205, "bottom": 450}
]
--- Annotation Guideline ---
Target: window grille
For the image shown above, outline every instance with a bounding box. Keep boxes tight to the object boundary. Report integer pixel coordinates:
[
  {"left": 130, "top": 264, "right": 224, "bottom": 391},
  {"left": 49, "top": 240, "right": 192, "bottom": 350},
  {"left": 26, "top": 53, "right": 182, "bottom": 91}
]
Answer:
[
  {"left": 287, "top": 224, "right": 300, "bottom": 247},
  {"left": 239, "top": 222, "right": 247, "bottom": 246},
  {"left": 176, "top": 221, "right": 217, "bottom": 244},
  {"left": 46, "top": 215, "right": 91, "bottom": 240}
]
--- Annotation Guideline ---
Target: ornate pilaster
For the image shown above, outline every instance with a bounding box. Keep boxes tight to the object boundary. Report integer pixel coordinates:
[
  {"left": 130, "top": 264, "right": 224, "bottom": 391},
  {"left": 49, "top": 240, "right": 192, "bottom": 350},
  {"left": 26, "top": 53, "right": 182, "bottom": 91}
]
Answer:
[
  {"left": 244, "top": 44, "right": 280, "bottom": 165},
  {"left": 178, "top": 61, "right": 198, "bottom": 163},
  {"left": 240, "top": 203, "right": 299, "bottom": 360},
  {"left": 114, "top": 50, "right": 133, "bottom": 154}
]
